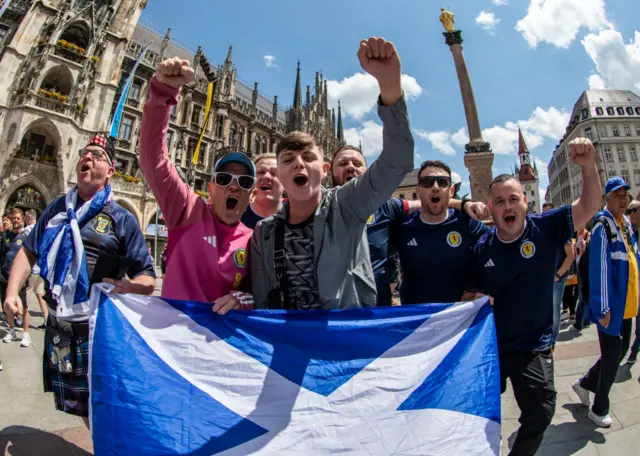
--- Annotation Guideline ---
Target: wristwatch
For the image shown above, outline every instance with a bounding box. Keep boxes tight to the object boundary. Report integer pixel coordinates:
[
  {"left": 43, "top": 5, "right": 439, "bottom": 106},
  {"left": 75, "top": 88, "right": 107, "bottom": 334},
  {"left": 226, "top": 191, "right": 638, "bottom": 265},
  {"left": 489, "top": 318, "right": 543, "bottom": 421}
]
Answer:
[{"left": 461, "top": 198, "right": 471, "bottom": 213}]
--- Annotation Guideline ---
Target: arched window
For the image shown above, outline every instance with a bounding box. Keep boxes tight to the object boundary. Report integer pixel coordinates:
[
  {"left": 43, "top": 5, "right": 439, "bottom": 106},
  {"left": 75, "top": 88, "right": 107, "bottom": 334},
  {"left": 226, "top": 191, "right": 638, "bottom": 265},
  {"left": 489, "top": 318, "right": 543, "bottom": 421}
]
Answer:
[
  {"left": 39, "top": 66, "right": 74, "bottom": 101},
  {"left": 58, "top": 23, "right": 89, "bottom": 50},
  {"left": 229, "top": 122, "right": 237, "bottom": 147}
]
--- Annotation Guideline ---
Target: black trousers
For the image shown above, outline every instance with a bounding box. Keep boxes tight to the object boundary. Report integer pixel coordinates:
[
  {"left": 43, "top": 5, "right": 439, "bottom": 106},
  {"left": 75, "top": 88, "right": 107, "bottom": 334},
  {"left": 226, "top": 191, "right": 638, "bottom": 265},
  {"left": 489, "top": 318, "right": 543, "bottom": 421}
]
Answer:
[
  {"left": 500, "top": 349, "right": 556, "bottom": 456},
  {"left": 563, "top": 284, "right": 578, "bottom": 315},
  {"left": 580, "top": 318, "right": 633, "bottom": 416}
]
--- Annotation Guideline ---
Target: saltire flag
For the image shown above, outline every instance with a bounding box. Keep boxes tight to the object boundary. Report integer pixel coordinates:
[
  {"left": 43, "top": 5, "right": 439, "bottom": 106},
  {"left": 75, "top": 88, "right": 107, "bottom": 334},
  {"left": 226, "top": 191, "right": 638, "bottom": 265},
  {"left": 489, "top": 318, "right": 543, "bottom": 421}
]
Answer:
[
  {"left": 193, "top": 82, "right": 214, "bottom": 165},
  {"left": 88, "top": 285, "right": 501, "bottom": 455},
  {"left": 109, "top": 43, "right": 152, "bottom": 138}
]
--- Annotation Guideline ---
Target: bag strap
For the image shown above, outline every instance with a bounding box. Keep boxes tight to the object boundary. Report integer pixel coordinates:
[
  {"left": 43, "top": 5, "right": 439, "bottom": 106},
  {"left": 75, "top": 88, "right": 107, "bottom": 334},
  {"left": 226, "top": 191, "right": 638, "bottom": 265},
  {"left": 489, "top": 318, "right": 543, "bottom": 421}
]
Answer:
[{"left": 273, "top": 218, "right": 293, "bottom": 310}]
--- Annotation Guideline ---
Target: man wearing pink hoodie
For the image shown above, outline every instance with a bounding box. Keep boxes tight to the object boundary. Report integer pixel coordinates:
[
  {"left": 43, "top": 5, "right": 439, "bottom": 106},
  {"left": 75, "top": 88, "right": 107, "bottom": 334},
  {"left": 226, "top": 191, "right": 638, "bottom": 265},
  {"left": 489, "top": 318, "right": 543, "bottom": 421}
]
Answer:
[{"left": 140, "top": 58, "right": 255, "bottom": 314}]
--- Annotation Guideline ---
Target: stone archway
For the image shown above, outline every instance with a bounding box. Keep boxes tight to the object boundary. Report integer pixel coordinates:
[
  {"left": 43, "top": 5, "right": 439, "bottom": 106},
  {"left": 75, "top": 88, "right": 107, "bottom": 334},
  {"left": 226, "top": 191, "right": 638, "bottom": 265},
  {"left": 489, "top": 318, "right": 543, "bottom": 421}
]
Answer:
[
  {"left": 0, "top": 176, "right": 53, "bottom": 216},
  {"left": 115, "top": 199, "right": 142, "bottom": 226}
]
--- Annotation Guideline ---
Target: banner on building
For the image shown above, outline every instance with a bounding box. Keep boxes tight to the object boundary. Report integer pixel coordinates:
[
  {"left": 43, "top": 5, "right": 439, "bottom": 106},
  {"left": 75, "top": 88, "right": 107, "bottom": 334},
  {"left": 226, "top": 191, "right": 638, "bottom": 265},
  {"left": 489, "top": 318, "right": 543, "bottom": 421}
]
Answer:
[{"left": 192, "top": 82, "right": 214, "bottom": 166}]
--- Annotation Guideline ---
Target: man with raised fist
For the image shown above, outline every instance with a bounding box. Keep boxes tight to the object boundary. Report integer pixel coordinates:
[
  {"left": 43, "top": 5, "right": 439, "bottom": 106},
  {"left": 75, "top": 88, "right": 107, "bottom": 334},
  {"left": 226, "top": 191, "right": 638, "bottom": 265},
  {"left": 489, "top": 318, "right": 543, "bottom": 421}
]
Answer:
[
  {"left": 251, "top": 37, "right": 414, "bottom": 310},
  {"left": 140, "top": 57, "right": 255, "bottom": 314}
]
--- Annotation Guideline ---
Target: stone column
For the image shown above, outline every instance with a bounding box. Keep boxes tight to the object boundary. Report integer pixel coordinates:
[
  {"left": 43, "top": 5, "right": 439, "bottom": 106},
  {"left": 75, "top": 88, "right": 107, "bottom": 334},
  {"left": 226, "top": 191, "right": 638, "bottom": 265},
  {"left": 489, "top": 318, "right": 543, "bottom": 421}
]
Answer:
[{"left": 443, "top": 30, "right": 494, "bottom": 203}]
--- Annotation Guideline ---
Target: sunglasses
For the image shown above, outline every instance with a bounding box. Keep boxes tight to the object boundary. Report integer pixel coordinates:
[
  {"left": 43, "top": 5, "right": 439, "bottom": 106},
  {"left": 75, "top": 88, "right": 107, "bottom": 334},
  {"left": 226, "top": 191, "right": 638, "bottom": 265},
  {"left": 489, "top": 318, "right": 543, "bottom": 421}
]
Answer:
[
  {"left": 627, "top": 208, "right": 638, "bottom": 215},
  {"left": 213, "top": 172, "right": 255, "bottom": 191},
  {"left": 79, "top": 148, "right": 111, "bottom": 164},
  {"left": 418, "top": 176, "right": 451, "bottom": 189}
]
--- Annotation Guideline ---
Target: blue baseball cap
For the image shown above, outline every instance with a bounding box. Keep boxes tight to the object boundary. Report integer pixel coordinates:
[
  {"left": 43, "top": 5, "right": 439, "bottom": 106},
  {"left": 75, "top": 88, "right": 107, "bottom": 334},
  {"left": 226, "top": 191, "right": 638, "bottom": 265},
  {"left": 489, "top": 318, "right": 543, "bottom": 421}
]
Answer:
[
  {"left": 214, "top": 151, "right": 256, "bottom": 178},
  {"left": 605, "top": 176, "right": 631, "bottom": 195}
]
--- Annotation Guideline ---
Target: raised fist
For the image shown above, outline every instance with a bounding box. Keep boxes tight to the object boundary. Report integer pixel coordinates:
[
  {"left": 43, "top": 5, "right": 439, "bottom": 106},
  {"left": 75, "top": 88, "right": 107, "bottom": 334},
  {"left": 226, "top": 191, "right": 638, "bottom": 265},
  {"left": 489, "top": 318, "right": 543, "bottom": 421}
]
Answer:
[
  {"left": 155, "top": 57, "right": 194, "bottom": 89},
  {"left": 357, "top": 37, "right": 401, "bottom": 90},
  {"left": 568, "top": 137, "right": 596, "bottom": 167}
]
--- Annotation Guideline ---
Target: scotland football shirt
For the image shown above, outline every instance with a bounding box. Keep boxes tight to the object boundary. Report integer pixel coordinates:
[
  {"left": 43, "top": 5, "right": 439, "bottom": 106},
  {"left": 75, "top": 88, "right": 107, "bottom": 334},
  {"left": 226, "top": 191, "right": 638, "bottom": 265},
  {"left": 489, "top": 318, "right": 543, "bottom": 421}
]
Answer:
[
  {"left": 468, "top": 206, "right": 574, "bottom": 353},
  {"left": 392, "top": 209, "right": 489, "bottom": 304}
]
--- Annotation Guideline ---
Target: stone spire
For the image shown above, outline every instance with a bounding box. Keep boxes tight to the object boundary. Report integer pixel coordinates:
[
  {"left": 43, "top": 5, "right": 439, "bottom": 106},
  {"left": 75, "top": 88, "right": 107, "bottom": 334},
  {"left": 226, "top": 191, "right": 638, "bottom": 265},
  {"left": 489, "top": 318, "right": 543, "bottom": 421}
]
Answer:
[
  {"left": 337, "top": 100, "right": 344, "bottom": 145},
  {"left": 225, "top": 45, "right": 233, "bottom": 66},
  {"left": 252, "top": 82, "right": 258, "bottom": 111},
  {"left": 192, "top": 46, "right": 202, "bottom": 73},
  {"left": 160, "top": 28, "right": 171, "bottom": 59},
  {"left": 293, "top": 61, "right": 302, "bottom": 109},
  {"left": 273, "top": 95, "right": 278, "bottom": 122},
  {"left": 305, "top": 85, "right": 311, "bottom": 106}
]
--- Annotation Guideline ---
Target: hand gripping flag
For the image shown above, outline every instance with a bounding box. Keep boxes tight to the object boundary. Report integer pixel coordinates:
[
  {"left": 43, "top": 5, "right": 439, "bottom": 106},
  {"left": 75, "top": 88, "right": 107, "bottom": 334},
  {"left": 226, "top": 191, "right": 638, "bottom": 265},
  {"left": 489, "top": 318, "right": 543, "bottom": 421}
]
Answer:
[{"left": 88, "top": 285, "right": 501, "bottom": 455}]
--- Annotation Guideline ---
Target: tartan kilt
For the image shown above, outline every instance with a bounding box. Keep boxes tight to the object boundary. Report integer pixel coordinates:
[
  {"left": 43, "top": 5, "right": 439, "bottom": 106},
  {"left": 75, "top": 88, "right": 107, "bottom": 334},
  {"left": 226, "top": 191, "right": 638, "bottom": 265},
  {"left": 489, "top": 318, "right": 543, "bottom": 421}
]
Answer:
[{"left": 42, "top": 336, "right": 90, "bottom": 417}]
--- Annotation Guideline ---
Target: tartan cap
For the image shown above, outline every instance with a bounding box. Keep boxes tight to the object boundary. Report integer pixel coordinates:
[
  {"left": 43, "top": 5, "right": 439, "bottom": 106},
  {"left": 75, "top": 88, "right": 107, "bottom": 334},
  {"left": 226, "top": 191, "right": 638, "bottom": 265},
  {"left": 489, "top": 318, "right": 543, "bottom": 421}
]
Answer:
[{"left": 85, "top": 134, "right": 115, "bottom": 163}]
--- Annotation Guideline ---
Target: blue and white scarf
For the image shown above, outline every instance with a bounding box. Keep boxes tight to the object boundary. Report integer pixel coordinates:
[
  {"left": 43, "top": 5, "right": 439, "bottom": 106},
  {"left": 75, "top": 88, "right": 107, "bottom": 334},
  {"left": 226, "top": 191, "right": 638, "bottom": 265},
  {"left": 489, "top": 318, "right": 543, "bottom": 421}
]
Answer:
[{"left": 37, "top": 185, "right": 112, "bottom": 320}]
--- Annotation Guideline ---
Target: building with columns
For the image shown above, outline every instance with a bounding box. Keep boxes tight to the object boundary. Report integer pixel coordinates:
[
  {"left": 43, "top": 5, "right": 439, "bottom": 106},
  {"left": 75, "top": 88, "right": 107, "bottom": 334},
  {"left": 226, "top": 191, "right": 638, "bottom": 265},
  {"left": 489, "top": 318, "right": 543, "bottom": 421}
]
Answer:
[
  {"left": 513, "top": 127, "right": 541, "bottom": 214},
  {"left": 548, "top": 90, "right": 640, "bottom": 207},
  {"left": 0, "top": 0, "right": 340, "bottom": 258}
]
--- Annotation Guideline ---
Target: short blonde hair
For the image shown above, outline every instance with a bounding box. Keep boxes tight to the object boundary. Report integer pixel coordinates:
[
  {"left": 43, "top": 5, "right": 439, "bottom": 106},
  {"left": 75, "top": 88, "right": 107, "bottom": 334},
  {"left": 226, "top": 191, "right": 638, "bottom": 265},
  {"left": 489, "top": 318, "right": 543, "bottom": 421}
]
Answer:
[
  {"left": 629, "top": 199, "right": 640, "bottom": 210},
  {"left": 254, "top": 153, "right": 277, "bottom": 167}
]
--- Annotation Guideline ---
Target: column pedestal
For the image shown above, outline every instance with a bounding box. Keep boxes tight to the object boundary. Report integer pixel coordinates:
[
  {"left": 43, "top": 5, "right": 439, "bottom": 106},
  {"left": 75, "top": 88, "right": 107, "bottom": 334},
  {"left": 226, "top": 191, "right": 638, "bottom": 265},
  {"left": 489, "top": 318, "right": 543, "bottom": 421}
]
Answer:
[{"left": 464, "top": 151, "right": 494, "bottom": 203}]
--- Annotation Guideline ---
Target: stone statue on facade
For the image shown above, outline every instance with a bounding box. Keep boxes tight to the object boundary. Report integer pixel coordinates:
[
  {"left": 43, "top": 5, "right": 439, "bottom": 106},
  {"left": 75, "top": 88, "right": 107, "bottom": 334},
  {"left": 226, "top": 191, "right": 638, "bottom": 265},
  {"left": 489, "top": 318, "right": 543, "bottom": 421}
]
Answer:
[{"left": 440, "top": 8, "right": 455, "bottom": 32}]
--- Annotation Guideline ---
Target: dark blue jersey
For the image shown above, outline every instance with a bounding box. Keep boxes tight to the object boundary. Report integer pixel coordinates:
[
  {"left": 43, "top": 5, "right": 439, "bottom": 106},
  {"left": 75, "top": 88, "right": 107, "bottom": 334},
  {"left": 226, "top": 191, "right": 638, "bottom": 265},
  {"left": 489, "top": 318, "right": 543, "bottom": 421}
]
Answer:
[
  {"left": 467, "top": 206, "right": 574, "bottom": 353},
  {"left": 392, "top": 209, "right": 489, "bottom": 304},
  {"left": 24, "top": 196, "right": 155, "bottom": 314},
  {"left": 241, "top": 204, "right": 263, "bottom": 230},
  {"left": 2, "top": 231, "right": 27, "bottom": 277},
  {"left": 367, "top": 198, "right": 408, "bottom": 306}
]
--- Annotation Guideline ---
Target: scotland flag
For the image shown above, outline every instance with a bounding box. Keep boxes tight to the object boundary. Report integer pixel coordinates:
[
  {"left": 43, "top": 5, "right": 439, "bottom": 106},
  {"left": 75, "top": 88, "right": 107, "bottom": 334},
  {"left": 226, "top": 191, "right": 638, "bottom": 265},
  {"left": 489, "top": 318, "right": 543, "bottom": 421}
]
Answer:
[{"left": 88, "top": 285, "right": 501, "bottom": 455}]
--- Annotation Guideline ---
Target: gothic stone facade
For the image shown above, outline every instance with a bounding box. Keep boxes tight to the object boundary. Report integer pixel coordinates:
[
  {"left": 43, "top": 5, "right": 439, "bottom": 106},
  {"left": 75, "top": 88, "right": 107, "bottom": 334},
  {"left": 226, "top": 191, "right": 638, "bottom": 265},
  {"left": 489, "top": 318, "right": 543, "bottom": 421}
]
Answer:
[{"left": 0, "top": 0, "right": 340, "bottom": 240}]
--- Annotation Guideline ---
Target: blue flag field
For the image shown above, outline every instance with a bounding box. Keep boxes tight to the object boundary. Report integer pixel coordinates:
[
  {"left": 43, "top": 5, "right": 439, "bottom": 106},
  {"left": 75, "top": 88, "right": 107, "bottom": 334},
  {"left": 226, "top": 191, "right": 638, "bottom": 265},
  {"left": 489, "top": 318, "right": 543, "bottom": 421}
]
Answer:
[{"left": 88, "top": 284, "right": 501, "bottom": 455}]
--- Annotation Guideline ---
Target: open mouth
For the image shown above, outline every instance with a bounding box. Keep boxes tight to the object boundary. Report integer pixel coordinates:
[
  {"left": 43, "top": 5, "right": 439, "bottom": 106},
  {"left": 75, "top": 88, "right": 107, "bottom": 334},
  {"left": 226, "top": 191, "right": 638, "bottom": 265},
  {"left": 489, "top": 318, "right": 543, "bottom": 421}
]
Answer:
[
  {"left": 504, "top": 215, "right": 517, "bottom": 225},
  {"left": 430, "top": 196, "right": 441, "bottom": 204},
  {"left": 81, "top": 163, "right": 91, "bottom": 172},
  {"left": 293, "top": 174, "right": 308, "bottom": 186},
  {"left": 260, "top": 184, "right": 273, "bottom": 191},
  {"left": 225, "top": 196, "right": 239, "bottom": 211},
  {"left": 345, "top": 173, "right": 357, "bottom": 182}
]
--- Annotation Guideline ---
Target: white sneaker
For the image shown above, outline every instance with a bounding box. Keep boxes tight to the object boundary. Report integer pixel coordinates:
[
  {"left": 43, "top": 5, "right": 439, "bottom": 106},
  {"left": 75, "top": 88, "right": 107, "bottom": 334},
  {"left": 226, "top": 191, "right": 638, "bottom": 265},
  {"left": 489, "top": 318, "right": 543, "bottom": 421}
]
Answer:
[
  {"left": 588, "top": 410, "right": 613, "bottom": 428},
  {"left": 572, "top": 379, "right": 592, "bottom": 407},
  {"left": 20, "top": 333, "right": 31, "bottom": 348},
  {"left": 2, "top": 330, "right": 17, "bottom": 343},
  {"left": 568, "top": 325, "right": 581, "bottom": 333}
]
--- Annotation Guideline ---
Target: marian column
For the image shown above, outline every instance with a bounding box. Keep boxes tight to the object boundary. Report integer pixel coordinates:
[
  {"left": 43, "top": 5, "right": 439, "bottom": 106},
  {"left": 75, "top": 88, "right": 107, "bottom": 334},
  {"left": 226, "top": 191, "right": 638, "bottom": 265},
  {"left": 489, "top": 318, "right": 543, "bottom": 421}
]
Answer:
[{"left": 440, "top": 8, "right": 494, "bottom": 203}]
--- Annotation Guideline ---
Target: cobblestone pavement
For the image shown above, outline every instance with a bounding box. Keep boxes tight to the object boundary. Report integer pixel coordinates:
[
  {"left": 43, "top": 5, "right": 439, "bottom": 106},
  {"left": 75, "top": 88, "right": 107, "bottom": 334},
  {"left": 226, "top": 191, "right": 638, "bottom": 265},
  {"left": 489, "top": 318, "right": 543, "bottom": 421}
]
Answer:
[{"left": 0, "top": 282, "right": 639, "bottom": 455}]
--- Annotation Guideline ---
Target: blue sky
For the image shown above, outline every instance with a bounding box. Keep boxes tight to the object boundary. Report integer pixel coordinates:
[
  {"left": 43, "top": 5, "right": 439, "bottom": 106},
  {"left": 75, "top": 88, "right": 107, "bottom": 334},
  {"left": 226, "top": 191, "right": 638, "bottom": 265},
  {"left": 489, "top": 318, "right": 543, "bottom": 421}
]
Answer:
[{"left": 141, "top": 0, "right": 640, "bottom": 195}]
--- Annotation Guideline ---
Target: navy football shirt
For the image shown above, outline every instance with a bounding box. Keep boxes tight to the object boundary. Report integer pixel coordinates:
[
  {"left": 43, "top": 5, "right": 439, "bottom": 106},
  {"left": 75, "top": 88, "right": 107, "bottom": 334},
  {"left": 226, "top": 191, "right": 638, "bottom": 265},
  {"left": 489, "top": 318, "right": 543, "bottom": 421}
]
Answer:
[
  {"left": 367, "top": 198, "right": 408, "bottom": 306},
  {"left": 467, "top": 206, "right": 574, "bottom": 353},
  {"left": 241, "top": 204, "right": 263, "bottom": 229},
  {"left": 392, "top": 209, "right": 489, "bottom": 304},
  {"left": 24, "top": 197, "right": 155, "bottom": 320}
]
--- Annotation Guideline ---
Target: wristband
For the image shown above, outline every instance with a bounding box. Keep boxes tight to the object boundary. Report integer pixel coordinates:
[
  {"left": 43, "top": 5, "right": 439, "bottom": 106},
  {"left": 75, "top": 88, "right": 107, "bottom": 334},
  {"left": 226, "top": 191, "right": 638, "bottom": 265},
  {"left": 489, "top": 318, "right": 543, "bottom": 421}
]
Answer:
[{"left": 461, "top": 198, "right": 471, "bottom": 213}]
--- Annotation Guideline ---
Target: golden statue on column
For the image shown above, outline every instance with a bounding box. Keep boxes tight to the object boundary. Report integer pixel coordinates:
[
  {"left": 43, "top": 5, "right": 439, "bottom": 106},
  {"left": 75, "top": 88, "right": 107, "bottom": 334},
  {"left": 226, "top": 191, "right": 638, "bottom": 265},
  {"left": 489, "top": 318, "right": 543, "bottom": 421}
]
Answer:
[{"left": 440, "top": 8, "right": 456, "bottom": 32}]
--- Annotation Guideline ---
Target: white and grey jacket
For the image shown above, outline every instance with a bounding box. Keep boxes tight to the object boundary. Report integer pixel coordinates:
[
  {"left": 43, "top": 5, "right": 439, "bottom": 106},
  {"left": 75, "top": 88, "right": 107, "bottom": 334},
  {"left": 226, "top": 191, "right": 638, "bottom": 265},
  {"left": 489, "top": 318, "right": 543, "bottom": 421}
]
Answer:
[{"left": 250, "top": 96, "right": 414, "bottom": 310}]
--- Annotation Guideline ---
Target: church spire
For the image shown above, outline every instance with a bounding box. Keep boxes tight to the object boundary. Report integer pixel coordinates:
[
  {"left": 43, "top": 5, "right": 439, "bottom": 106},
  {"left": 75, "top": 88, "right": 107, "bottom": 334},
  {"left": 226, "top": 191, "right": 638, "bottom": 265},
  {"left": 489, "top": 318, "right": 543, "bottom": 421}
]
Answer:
[
  {"left": 518, "top": 126, "right": 529, "bottom": 156},
  {"left": 337, "top": 100, "right": 344, "bottom": 145},
  {"left": 293, "top": 61, "right": 302, "bottom": 109},
  {"left": 225, "top": 45, "right": 233, "bottom": 65}
]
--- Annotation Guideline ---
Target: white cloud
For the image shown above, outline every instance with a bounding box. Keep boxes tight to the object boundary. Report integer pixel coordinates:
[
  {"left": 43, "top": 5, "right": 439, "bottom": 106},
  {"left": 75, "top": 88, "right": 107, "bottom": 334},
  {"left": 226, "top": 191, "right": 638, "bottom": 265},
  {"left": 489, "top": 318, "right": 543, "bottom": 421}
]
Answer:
[
  {"left": 492, "top": 0, "right": 508, "bottom": 5},
  {"left": 344, "top": 121, "right": 383, "bottom": 157},
  {"left": 582, "top": 30, "right": 640, "bottom": 92},
  {"left": 515, "top": 0, "right": 611, "bottom": 49},
  {"left": 327, "top": 73, "right": 423, "bottom": 120},
  {"left": 414, "top": 130, "right": 457, "bottom": 155},
  {"left": 451, "top": 171, "right": 462, "bottom": 184},
  {"left": 415, "top": 106, "right": 570, "bottom": 156},
  {"left": 475, "top": 11, "right": 501, "bottom": 35},
  {"left": 263, "top": 55, "right": 279, "bottom": 69}
]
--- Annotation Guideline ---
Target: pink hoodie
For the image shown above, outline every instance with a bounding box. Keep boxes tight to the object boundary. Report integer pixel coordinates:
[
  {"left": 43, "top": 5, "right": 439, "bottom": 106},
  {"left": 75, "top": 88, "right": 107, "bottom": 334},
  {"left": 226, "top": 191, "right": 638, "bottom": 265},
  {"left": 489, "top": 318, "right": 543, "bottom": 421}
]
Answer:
[{"left": 140, "top": 77, "right": 253, "bottom": 304}]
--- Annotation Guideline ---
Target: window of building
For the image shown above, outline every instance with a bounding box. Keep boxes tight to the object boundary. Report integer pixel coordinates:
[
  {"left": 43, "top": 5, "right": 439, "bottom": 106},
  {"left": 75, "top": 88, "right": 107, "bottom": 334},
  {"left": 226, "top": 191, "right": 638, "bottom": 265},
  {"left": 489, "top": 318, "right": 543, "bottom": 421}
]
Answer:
[
  {"left": 607, "top": 107, "right": 615, "bottom": 115},
  {"left": 215, "top": 116, "right": 224, "bottom": 138},
  {"left": 631, "top": 146, "right": 638, "bottom": 162},
  {"left": 627, "top": 107, "right": 634, "bottom": 115},
  {"left": 585, "top": 127, "right": 593, "bottom": 141},
  {"left": 166, "top": 130, "right": 173, "bottom": 152},
  {"left": 622, "top": 170, "right": 630, "bottom": 183},
  {"left": 608, "top": 170, "right": 616, "bottom": 179},
  {"left": 120, "top": 116, "right": 133, "bottom": 141},
  {"left": 399, "top": 193, "right": 405, "bottom": 199},
  {"left": 613, "top": 125, "right": 620, "bottom": 137},
  {"left": 170, "top": 104, "right": 177, "bottom": 120},
  {"left": 617, "top": 107, "right": 625, "bottom": 115},
  {"left": 0, "top": 27, "right": 8, "bottom": 45},
  {"left": 618, "top": 146, "right": 626, "bottom": 162},
  {"left": 636, "top": 124, "right": 640, "bottom": 136},
  {"left": 625, "top": 125, "right": 632, "bottom": 136},
  {"left": 636, "top": 107, "right": 640, "bottom": 115},
  {"left": 191, "top": 106, "right": 202, "bottom": 127},
  {"left": 129, "top": 80, "right": 142, "bottom": 101},
  {"left": 596, "top": 107, "right": 604, "bottom": 116},
  {"left": 604, "top": 147, "right": 613, "bottom": 162},
  {"left": 412, "top": 193, "right": 417, "bottom": 200},
  {"left": 635, "top": 169, "right": 640, "bottom": 185},
  {"left": 599, "top": 125, "right": 608, "bottom": 137},
  {"left": 581, "top": 108, "right": 589, "bottom": 120}
]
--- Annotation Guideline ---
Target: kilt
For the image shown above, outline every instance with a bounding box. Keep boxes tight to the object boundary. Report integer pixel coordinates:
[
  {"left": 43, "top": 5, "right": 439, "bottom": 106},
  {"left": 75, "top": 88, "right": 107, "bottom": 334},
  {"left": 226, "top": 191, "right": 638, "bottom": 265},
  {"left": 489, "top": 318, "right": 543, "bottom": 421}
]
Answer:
[{"left": 42, "top": 335, "right": 90, "bottom": 417}]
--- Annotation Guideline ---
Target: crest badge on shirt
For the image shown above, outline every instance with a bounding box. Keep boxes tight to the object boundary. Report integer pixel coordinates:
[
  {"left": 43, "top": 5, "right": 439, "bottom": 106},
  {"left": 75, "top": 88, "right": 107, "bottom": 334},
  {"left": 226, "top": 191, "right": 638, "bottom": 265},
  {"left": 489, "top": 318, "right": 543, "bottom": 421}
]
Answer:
[
  {"left": 447, "top": 231, "right": 462, "bottom": 248},
  {"left": 521, "top": 241, "right": 536, "bottom": 259},
  {"left": 367, "top": 214, "right": 375, "bottom": 226},
  {"left": 16, "top": 239, "right": 23, "bottom": 246},
  {"left": 92, "top": 215, "right": 112, "bottom": 235},
  {"left": 233, "top": 272, "right": 242, "bottom": 289},
  {"left": 233, "top": 248, "right": 247, "bottom": 268}
]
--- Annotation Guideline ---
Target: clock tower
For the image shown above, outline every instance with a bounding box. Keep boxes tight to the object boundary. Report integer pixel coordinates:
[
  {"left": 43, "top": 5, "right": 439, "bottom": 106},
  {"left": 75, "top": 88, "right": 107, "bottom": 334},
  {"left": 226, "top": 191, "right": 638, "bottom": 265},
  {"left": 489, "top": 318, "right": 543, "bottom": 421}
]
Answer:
[{"left": 516, "top": 127, "right": 541, "bottom": 214}]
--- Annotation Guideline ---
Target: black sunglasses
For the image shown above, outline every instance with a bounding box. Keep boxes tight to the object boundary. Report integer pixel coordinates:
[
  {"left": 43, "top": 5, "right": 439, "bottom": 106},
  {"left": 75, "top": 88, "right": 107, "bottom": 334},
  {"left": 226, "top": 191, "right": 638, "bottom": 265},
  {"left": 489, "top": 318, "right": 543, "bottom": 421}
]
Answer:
[
  {"left": 627, "top": 208, "right": 638, "bottom": 215},
  {"left": 418, "top": 176, "right": 451, "bottom": 189},
  {"left": 213, "top": 172, "right": 255, "bottom": 191}
]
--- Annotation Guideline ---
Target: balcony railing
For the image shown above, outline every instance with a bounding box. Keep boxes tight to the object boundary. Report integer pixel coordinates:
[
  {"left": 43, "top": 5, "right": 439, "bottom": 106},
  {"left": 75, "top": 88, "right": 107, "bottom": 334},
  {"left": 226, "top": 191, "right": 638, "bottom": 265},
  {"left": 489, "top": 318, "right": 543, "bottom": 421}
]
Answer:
[
  {"left": 19, "top": 91, "right": 70, "bottom": 116},
  {"left": 53, "top": 44, "right": 87, "bottom": 65},
  {"left": 125, "top": 98, "right": 140, "bottom": 108},
  {"left": 117, "top": 138, "right": 132, "bottom": 149}
]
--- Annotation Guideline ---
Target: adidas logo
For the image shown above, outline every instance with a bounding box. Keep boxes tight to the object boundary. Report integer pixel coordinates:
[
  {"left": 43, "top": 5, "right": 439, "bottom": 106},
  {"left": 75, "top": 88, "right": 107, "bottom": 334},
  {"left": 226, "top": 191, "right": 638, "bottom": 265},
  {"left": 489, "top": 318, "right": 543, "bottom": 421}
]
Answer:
[
  {"left": 407, "top": 238, "right": 418, "bottom": 247},
  {"left": 203, "top": 236, "right": 217, "bottom": 248},
  {"left": 484, "top": 259, "right": 496, "bottom": 268}
]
